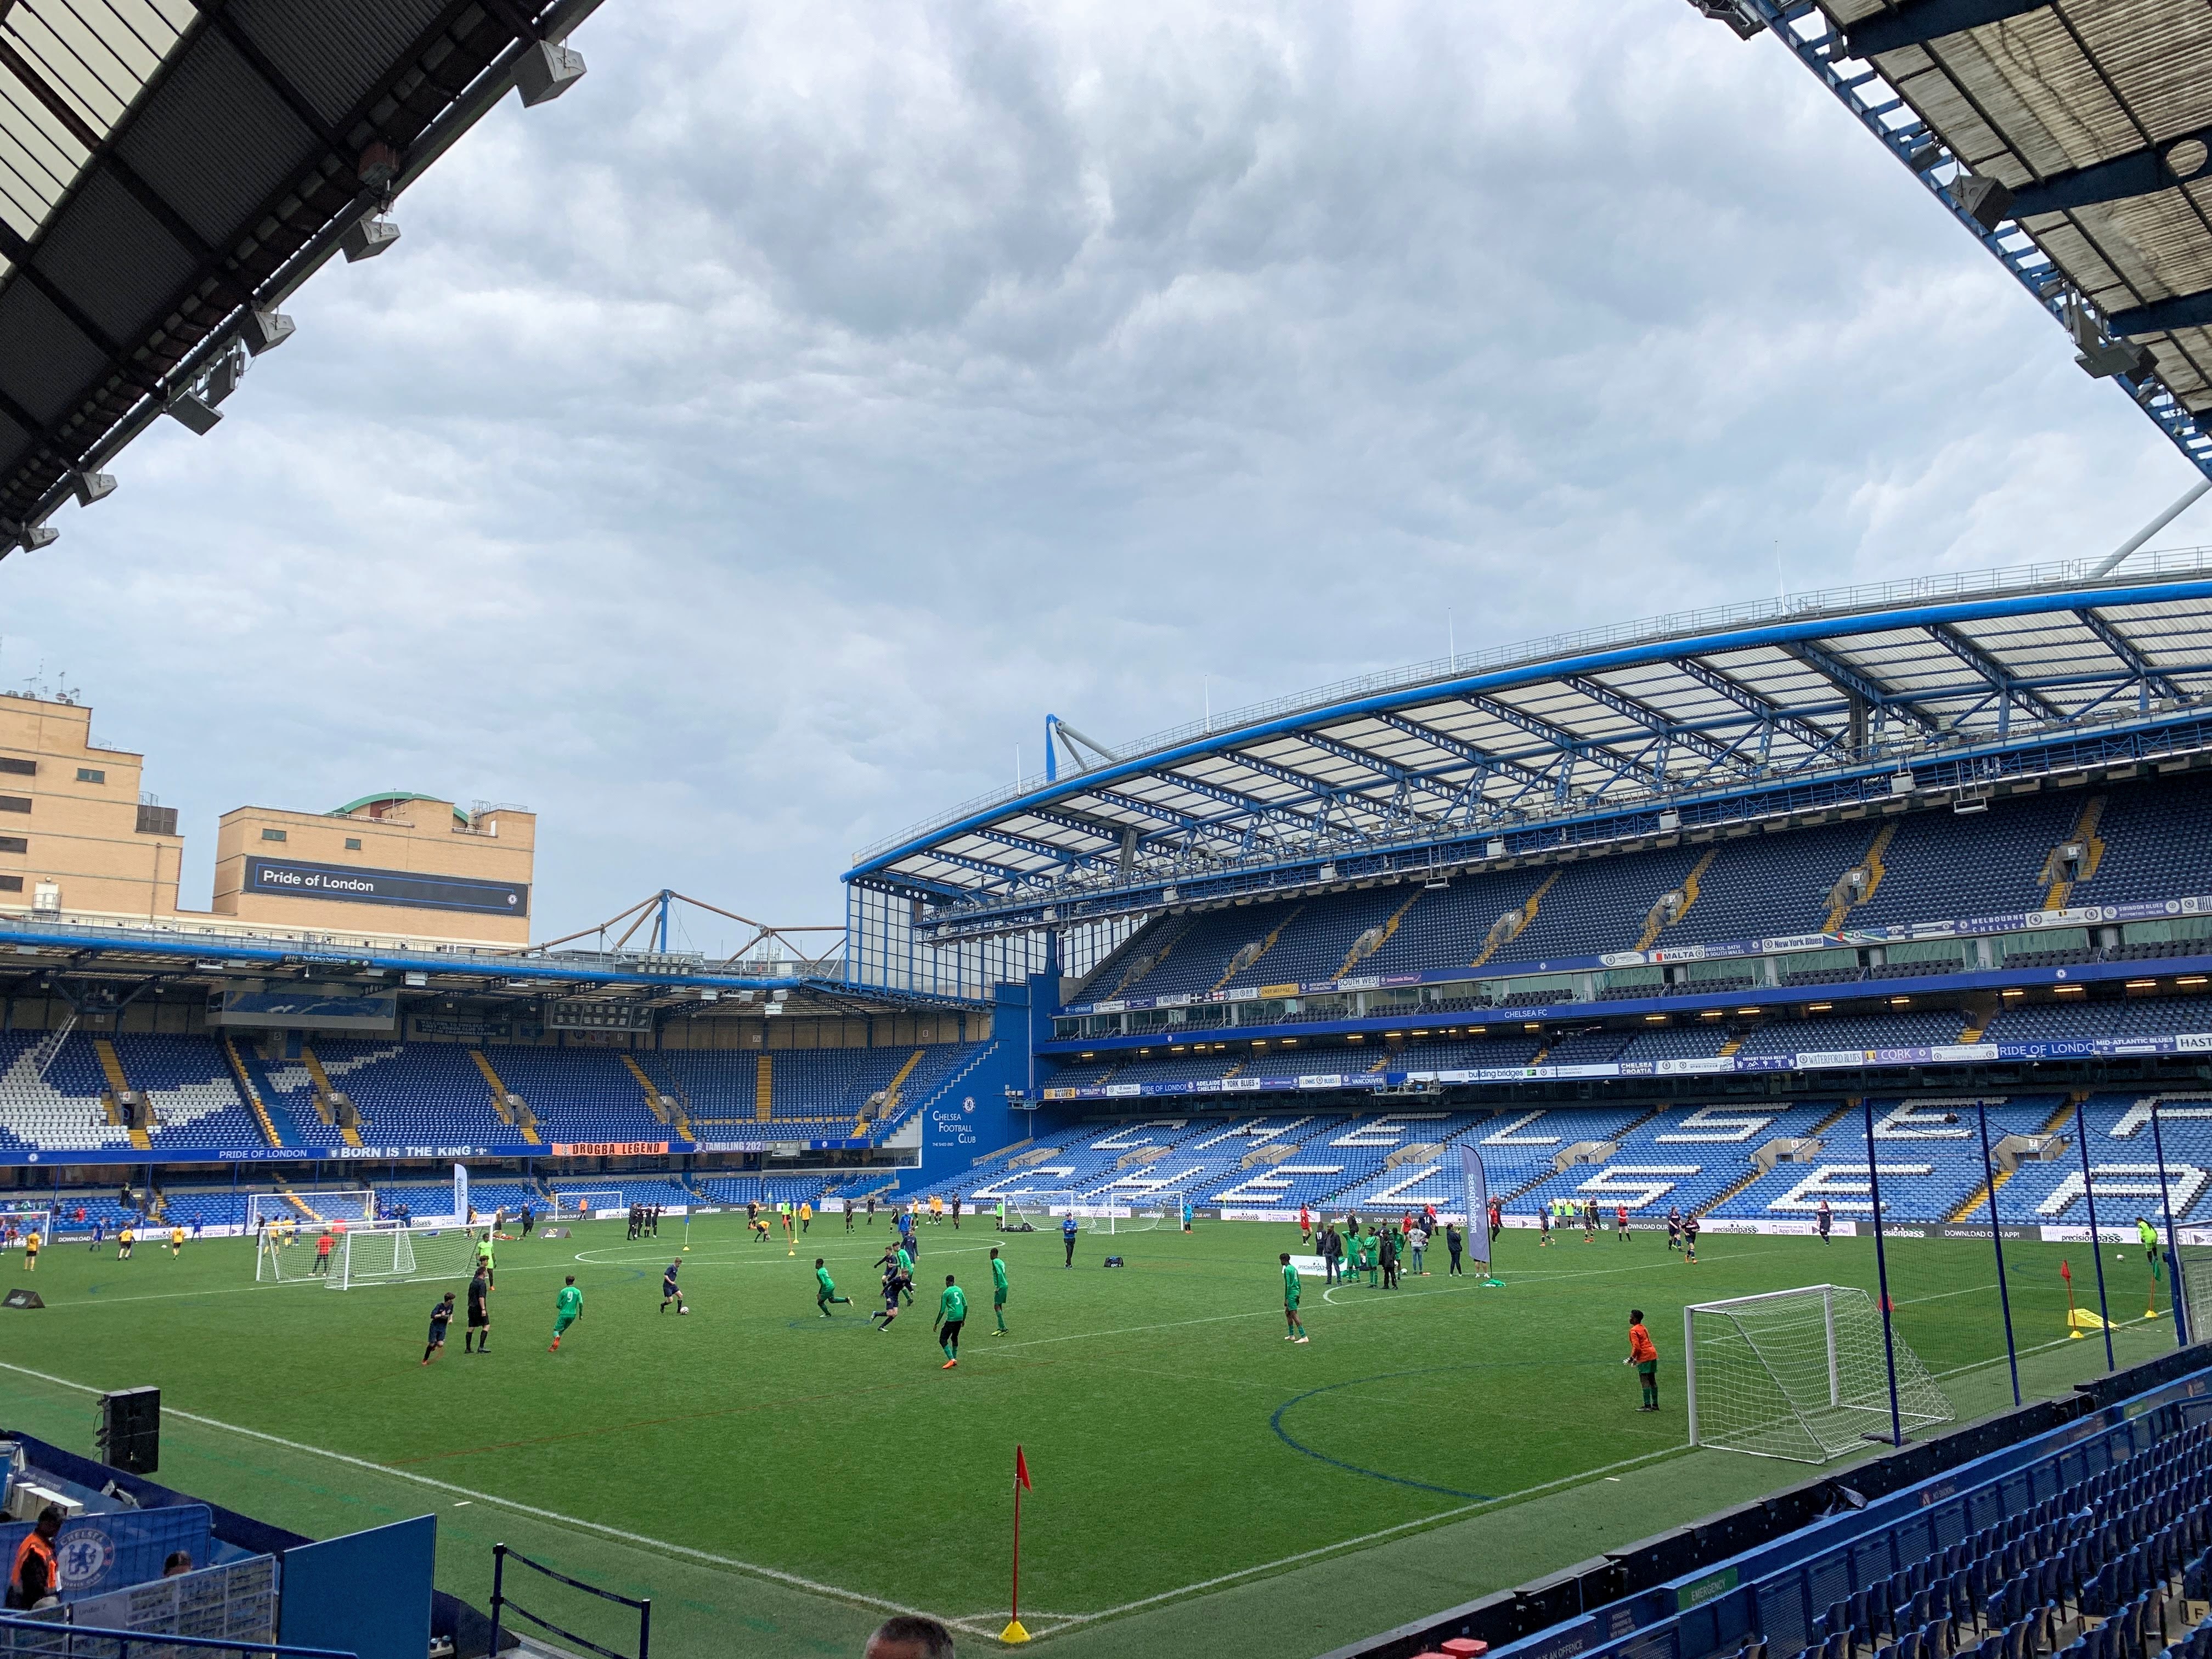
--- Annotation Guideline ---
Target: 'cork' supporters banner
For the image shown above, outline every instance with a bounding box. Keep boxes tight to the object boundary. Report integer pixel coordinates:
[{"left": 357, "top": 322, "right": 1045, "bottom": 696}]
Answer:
[
  {"left": 549, "top": 1140, "right": 667, "bottom": 1158},
  {"left": 245, "top": 857, "right": 528, "bottom": 917}
]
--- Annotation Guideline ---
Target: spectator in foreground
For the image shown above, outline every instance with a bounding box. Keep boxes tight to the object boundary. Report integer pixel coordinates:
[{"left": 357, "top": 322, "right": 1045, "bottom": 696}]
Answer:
[
  {"left": 865, "top": 1616, "right": 953, "bottom": 1658},
  {"left": 163, "top": 1551, "right": 194, "bottom": 1577}
]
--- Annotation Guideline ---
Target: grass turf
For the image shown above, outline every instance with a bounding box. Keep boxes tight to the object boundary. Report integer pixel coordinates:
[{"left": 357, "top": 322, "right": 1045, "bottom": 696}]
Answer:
[{"left": 0, "top": 1214, "right": 2182, "bottom": 1656}]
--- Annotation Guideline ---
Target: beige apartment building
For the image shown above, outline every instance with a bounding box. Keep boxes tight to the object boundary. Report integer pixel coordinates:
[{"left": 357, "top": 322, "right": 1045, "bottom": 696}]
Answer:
[{"left": 0, "top": 692, "right": 533, "bottom": 949}]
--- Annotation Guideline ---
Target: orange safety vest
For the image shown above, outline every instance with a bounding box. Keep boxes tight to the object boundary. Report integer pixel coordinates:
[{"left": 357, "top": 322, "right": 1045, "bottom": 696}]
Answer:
[{"left": 11, "top": 1530, "right": 56, "bottom": 1596}]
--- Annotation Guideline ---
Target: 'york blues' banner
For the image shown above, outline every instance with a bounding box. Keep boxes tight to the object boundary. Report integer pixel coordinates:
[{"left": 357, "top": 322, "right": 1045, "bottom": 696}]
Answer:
[{"left": 245, "top": 857, "right": 528, "bottom": 917}]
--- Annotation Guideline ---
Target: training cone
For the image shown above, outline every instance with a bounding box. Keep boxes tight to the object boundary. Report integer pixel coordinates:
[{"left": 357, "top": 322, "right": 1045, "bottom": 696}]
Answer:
[
  {"left": 1000, "top": 1619, "right": 1031, "bottom": 1645},
  {"left": 2068, "top": 1308, "right": 2108, "bottom": 1331}
]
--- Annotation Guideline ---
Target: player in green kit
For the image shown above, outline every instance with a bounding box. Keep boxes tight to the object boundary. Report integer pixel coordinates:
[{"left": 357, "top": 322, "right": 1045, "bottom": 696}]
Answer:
[
  {"left": 896, "top": 1243, "right": 916, "bottom": 1305},
  {"left": 549, "top": 1274, "right": 583, "bottom": 1350},
  {"left": 1280, "top": 1251, "right": 1307, "bottom": 1342},
  {"left": 815, "top": 1258, "right": 850, "bottom": 1316},
  {"left": 934, "top": 1274, "right": 968, "bottom": 1369},
  {"left": 476, "top": 1232, "right": 496, "bottom": 1288},
  {"left": 989, "top": 1245, "right": 1009, "bottom": 1334}
]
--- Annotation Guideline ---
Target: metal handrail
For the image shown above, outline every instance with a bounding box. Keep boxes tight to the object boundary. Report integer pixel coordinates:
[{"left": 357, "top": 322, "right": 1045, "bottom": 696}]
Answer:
[
  {"left": 0, "top": 1612, "right": 355, "bottom": 1659},
  {"left": 853, "top": 546, "right": 2212, "bottom": 864}
]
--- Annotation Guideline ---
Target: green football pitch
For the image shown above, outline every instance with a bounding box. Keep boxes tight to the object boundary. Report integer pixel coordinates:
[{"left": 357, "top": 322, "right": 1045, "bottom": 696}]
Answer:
[{"left": 0, "top": 1215, "right": 2183, "bottom": 1658}]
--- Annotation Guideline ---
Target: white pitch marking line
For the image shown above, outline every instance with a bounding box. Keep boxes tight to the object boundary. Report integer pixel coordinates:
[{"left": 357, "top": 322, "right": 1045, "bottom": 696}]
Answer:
[{"left": 0, "top": 1359, "right": 955, "bottom": 1630}]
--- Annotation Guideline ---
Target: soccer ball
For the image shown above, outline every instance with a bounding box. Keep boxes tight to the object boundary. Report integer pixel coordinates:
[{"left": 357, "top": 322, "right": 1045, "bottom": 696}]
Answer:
[{"left": 678, "top": 1304, "right": 690, "bottom": 1315}]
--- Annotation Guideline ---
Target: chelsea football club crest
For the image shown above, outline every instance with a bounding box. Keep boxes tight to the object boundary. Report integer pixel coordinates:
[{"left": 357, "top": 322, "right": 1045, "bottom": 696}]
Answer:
[{"left": 54, "top": 1528, "right": 116, "bottom": 1590}]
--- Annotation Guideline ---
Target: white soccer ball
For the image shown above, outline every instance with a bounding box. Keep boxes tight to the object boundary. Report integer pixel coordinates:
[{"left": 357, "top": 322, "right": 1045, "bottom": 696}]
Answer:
[{"left": 678, "top": 1305, "right": 690, "bottom": 1314}]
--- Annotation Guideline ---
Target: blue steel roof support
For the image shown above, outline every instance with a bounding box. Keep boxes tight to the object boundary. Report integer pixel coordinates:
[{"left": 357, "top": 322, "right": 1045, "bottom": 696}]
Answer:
[
  {"left": 2009, "top": 132, "right": 2212, "bottom": 218},
  {"left": 1669, "top": 656, "right": 1842, "bottom": 756},
  {"left": 1782, "top": 637, "right": 1944, "bottom": 733},
  {"left": 909, "top": 847, "right": 1035, "bottom": 885},
  {"left": 968, "top": 825, "right": 1093, "bottom": 867},
  {"left": 1742, "top": 0, "right": 2212, "bottom": 481},
  {"left": 1452, "top": 695, "right": 1662, "bottom": 794},
  {"left": 1923, "top": 623, "right": 2069, "bottom": 724},
  {"left": 2072, "top": 608, "right": 2183, "bottom": 701},
  {"left": 1557, "top": 674, "right": 1756, "bottom": 774},
  {"left": 1372, "top": 711, "right": 1551, "bottom": 792},
  {"left": 2108, "top": 290, "right": 2212, "bottom": 340}
]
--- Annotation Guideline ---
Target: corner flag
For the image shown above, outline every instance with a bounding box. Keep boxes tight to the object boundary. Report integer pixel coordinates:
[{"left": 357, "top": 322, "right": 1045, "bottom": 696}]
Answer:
[
  {"left": 1003, "top": 1444, "right": 1034, "bottom": 1645},
  {"left": 1460, "top": 1144, "right": 1491, "bottom": 1271}
]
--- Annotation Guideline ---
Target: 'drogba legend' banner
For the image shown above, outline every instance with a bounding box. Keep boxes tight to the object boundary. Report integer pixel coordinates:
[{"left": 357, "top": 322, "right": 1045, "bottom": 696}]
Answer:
[{"left": 244, "top": 857, "right": 528, "bottom": 916}]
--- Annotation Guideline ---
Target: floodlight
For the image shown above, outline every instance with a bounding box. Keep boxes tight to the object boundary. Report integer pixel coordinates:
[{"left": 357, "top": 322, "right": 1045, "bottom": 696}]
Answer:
[
  {"left": 5, "top": 521, "right": 58, "bottom": 551},
  {"left": 242, "top": 309, "right": 295, "bottom": 355},
  {"left": 204, "top": 347, "right": 245, "bottom": 406},
  {"left": 342, "top": 213, "right": 400, "bottom": 262},
  {"left": 163, "top": 392, "right": 221, "bottom": 434},
  {"left": 71, "top": 470, "right": 116, "bottom": 506},
  {"left": 515, "top": 39, "right": 586, "bottom": 106}
]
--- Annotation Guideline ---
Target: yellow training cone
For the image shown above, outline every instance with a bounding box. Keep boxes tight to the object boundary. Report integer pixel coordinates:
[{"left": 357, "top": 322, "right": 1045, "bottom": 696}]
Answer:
[
  {"left": 2068, "top": 1308, "right": 2108, "bottom": 1331},
  {"left": 999, "top": 1620, "right": 1031, "bottom": 1645}
]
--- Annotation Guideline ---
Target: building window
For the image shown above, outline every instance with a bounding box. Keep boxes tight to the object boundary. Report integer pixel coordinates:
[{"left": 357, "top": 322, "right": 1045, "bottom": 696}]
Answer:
[
  {"left": 261, "top": 828, "right": 287, "bottom": 842},
  {"left": 0, "top": 797, "right": 28, "bottom": 814},
  {"left": 75, "top": 767, "right": 104, "bottom": 783},
  {"left": 0, "top": 837, "right": 23, "bottom": 855},
  {"left": 0, "top": 876, "right": 20, "bottom": 893},
  {"left": 345, "top": 837, "right": 362, "bottom": 850},
  {"left": 0, "top": 757, "right": 31, "bottom": 776}
]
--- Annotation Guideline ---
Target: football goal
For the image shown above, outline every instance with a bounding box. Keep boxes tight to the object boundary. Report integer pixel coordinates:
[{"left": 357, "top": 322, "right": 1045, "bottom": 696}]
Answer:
[
  {"left": 256, "top": 1220, "right": 481, "bottom": 1288},
  {"left": 245, "top": 1190, "right": 373, "bottom": 1233},
  {"left": 1, "top": 1209, "right": 53, "bottom": 1248},
  {"left": 551, "top": 1189, "right": 626, "bottom": 1221},
  {"left": 1087, "top": 1190, "right": 1188, "bottom": 1234},
  {"left": 1685, "top": 1285, "right": 1954, "bottom": 1463}
]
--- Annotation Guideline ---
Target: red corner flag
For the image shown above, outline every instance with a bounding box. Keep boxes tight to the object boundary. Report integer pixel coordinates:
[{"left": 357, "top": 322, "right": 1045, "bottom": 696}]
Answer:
[
  {"left": 1015, "top": 1445, "right": 1032, "bottom": 1490},
  {"left": 2061, "top": 1258, "right": 2073, "bottom": 1283}
]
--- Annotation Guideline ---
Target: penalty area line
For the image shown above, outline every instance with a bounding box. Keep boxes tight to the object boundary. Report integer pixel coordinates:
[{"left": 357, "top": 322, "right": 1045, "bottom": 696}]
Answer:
[{"left": 0, "top": 1359, "right": 960, "bottom": 1633}]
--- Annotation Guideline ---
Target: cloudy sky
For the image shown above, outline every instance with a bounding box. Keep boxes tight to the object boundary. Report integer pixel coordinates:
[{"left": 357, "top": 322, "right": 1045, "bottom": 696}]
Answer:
[{"left": 10, "top": 0, "right": 2204, "bottom": 953}]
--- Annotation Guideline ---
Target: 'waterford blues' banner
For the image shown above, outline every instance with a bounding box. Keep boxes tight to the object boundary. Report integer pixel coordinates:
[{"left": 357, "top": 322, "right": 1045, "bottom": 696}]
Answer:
[{"left": 245, "top": 857, "right": 528, "bottom": 917}]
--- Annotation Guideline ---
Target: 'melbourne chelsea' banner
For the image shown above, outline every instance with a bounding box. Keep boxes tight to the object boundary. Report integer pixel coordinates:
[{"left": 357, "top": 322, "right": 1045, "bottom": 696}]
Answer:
[
  {"left": 1037, "top": 1031, "right": 2212, "bottom": 1099},
  {"left": 1056, "top": 896, "right": 2212, "bottom": 1017}
]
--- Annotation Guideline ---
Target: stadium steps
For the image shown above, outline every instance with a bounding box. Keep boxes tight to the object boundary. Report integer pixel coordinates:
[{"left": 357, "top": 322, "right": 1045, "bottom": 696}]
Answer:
[
  {"left": 93, "top": 1037, "right": 153, "bottom": 1151},
  {"left": 1099, "top": 912, "right": 1196, "bottom": 999},
  {"left": 300, "top": 1046, "right": 363, "bottom": 1147},
  {"left": 1947, "top": 1165, "right": 2016, "bottom": 1224},
  {"left": 970, "top": 1137, "right": 1032, "bottom": 1166},
  {"left": 1957, "top": 994, "right": 2000, "bottom": 1043},
  {"left": 221, "top": 1036, "right": 289, "bottom": 1149},
  {"left": 1634, "top": 846, "right": 1720, "bottom": 951},
  {"left": 1696, "top": 1163, "right": 1767, "bottom": 1218},
  {"left": 281, "top": 1187, "right": 323, "bottom": 1223},
  {"left": 1336, "top": 889, "right": 1426, "bottom": 980},
  {"left": 1822, "top": 820, "right": 1898, "bottom": 930},
  {"left": 2042, "top": 794, "right": 2109, "bottom": 909},
  {"left": 885, "top": 1041, "right": 997, "bottom": 1139},
  {"left": 1717, "top": 1032, "right": 1747, "bottom": 1057},
  {"left": 1212, "top": 904, "right": 1305, "bottom": 992},
  {"left": 1472, "top": 870, "right": 1560, "bottom": 968},
  {"left": 1529, "top": 1041, "right": 1553, "bottom": 1065},
  {"left": 2044, "top": 1091, "right": 2088, "bottom": 1135},
  {"left": 471, "top": 1049, "right": 541, "bottom": 1143},
  {"left": 1810, "top": 1099, "right": 1857, "bottom": 1137},
  {"left": 619, "top": 1053, "right": 690, "bottom": 1138},
  {"left": 754, "top": 1054, "right": 774, "bottom": 1121}
]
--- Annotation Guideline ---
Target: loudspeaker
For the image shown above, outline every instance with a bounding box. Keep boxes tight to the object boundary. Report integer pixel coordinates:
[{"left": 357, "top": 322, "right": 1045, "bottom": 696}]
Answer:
[{"left": 97, "top": 1386, "right": 159, "bottom": 1474}]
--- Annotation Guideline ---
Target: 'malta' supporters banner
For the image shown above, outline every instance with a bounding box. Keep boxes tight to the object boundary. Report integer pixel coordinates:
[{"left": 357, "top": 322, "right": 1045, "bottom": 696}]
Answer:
[
  {"left": 1056, "top": 894, "right": 2212, "bottom": 1016},
  {"left": 1035, "top": 1031, "right": 2212, "bottom": 1100}
]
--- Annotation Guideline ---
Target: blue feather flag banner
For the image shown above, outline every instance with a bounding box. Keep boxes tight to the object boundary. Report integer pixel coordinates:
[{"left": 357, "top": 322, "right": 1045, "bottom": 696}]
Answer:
[{"left": 1461, "top": 1143, "right": 1491, "bottom": 1268}]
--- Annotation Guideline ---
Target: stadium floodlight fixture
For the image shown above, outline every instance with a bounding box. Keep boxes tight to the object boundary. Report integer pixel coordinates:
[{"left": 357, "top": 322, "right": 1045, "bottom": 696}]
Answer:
[
  {"left": 71, "top": 469, "right": 116, "bottom": 506},
  {"left": 514, "top": 38, "right": 587, "bottom": 106},
  {"left": 342, "top": 212, "right": 401, "bottom": 263},
  {"left": 163, "top": 391, "right": 221, "bottom": 434},
  {"left": 3, "top": 520, "right": 58, "bottom": 552},
  {"left": 203, "top": 346, "right": 245, "bottom": 407}
]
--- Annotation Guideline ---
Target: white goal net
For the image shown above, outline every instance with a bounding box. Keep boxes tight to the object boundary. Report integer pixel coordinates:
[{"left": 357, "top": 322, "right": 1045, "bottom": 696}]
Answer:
[
  {"left": 551, "top": 1189, "right": 625, "bottom": 1220},
  {"left": 246, "top": 1190, "right": 373, "bottom": 1232},
  {"left": 257, "top": 1220, "right": 482, "bottom": 1289},
  {"left": 1, "top": 1208, "right": 53, "bottom": 1248},
  {"left": 1685, "top": 1284, "right": 1954, "bottom": 1463},
  {"left": 1086, "top": 1190, "right": 1188, "bottom": 1234}
]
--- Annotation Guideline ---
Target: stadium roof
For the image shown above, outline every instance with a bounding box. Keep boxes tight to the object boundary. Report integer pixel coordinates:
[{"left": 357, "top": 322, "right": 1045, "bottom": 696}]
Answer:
[
  {"left": 849, "top": 553, "right": 2212, "bottom": 937},
  {"left": 0, "top": 0, "right": 602, "bottom": 552},
  {"left": 1718, "top": 0, "right": 2212, "bottom": 478}
]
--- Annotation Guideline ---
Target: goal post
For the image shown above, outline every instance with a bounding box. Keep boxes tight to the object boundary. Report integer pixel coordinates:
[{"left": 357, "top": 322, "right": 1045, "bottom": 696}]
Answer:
[
  {"left": 1685, "top": 1284, "right": 1954, "bottom": 1463},
  {"left": 1087, "top": 1191, "right": 1188, "bottom": 1234},
  {"left": 1, "top": 1208, "right": 54, "bottom": 1248},
  {"left": 245, "top": 1190, "right": 373, "bottom": 1233},
  {"left": 551, "top": 1190, "right": 626, "bottom": 1221}
]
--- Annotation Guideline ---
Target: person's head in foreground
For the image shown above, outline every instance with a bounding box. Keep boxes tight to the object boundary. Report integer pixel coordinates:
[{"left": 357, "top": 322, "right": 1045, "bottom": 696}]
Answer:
[{"left": 865, "top": 1616, "right": 953, "bottom": 1658}]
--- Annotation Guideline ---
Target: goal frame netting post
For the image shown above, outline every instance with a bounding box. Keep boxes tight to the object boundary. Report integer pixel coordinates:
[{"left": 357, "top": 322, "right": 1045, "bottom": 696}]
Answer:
[
  {"left": 1086, "top": 1190, "right": 1188, "bottom": 1234},
  {"left": 1685, "top": 1284, "right": 1954, "bottom": 1464},
  {"left": 319, "top": 1221, "right": 483, "bottom": 1290},
  {"left": 552, "top": 1190, "right": 627, "bottom": 1221},
  {"left": 1, "top": 1209, "right": 54, "bottom": 1248}
]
